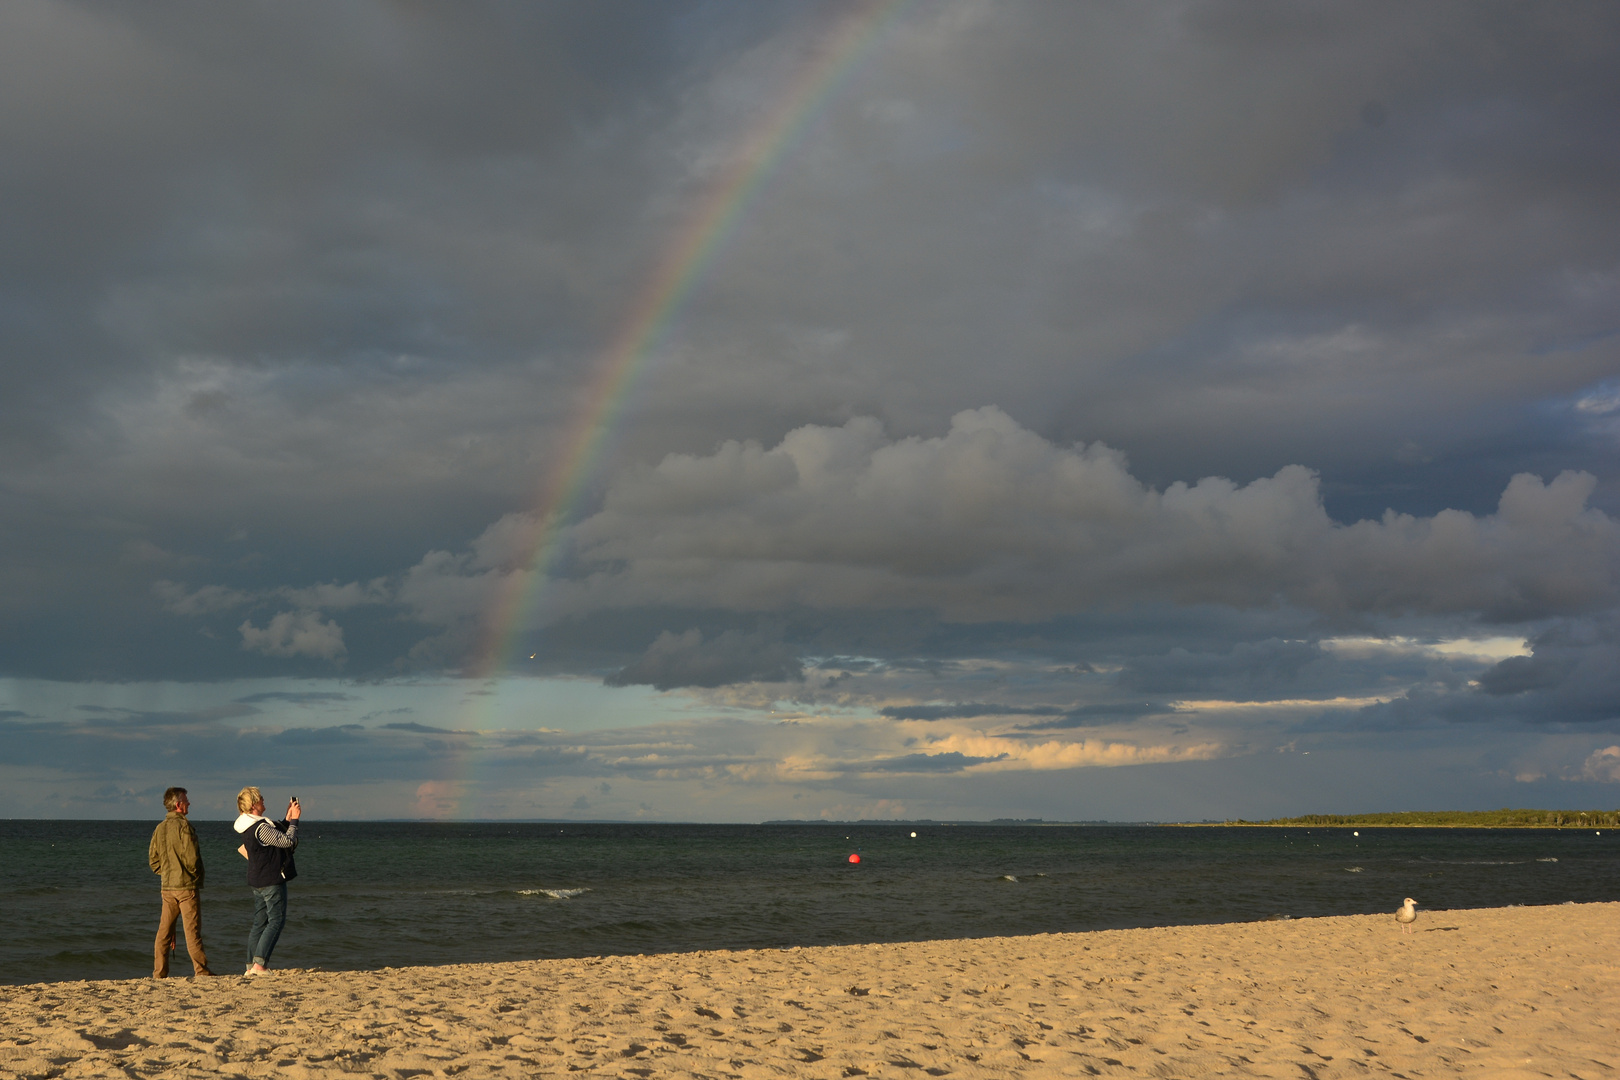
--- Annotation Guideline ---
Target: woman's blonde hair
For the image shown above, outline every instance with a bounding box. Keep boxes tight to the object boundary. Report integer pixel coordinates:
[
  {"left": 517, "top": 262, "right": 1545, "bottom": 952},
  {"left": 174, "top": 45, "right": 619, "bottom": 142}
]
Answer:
[{"left": 236, "top": 786, "right": 263, "bottom": 814}]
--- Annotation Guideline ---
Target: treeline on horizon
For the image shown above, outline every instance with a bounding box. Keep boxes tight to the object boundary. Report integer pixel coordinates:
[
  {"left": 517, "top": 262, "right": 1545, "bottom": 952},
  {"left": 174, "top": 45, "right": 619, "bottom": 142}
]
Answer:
[
  {"left": 759, "top": 818, "right": 1113, "bottom": 826},
  {"left": 1215, "top": 809, "right": 1620, "bottom": 828}
]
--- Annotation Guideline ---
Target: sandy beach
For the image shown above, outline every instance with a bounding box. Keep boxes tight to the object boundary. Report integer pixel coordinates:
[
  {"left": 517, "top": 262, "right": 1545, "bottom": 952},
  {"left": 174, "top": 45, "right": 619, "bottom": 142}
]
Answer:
[{"left": 1, "top": 903, "right": 1614, "bottom": 1079}]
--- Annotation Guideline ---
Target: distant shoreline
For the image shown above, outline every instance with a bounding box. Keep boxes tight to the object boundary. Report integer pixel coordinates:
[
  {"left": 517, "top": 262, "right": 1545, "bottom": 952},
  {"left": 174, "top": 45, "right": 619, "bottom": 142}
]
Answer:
[{"left": 1164, "top": 809, "right": 1619, "bottom": 829}]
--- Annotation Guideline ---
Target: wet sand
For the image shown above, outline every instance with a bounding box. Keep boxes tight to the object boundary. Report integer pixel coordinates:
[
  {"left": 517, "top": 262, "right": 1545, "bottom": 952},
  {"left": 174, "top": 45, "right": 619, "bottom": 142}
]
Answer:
[{"left": 2, "top": 902, "right": 1615, "bottom": 1078}]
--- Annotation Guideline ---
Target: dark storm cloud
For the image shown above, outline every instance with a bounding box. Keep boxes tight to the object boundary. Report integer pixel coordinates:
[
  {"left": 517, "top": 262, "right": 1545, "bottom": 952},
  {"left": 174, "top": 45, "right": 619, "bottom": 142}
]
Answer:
[
  {"left": 605, "top": 628, "right": 805, "bottom": 690},
  {"left": 875, "top": 701, "right": 1166, "bottom": 729},
  {"left": 278, "top": 724, "right": 369, "bottom": 747},
  {"left": 234, "top": 691, "right": 355, "bottom": 705},
  {"left": 879, "top": 703, "right": 1068, "bottom": 721},
  {"left": 1478, "top": 655, "right": 1567, "bottom": 697},
  {"left": 1017, "top": 704, "right": 1166, "bottom": 731},
  {"left": 0, "top": 709, "right": 249, "bottom": 775},
  {"left": 1343, "top": 616, "right": 1620, "bottom": 731},
  {"left": 70, "top": 704, "right": 258, "bottom": 727},
  {"left": 1115, "top": 641, "right": 1334, "bottom": 697},
  {"left": 1473, "top": 618, "right": 1620, "bottom": 724},
  {"left": 847, "top": 752, "right": 1007, "bottom": 774},
  {"left": 0, "top": 4, "right": 651, "bottom": 449},
  {"left": 2, "top": 706, "right": 507, "bottom": 791},
  {"left": 381, "top": 722, "right": 462, "bottom": 735}
]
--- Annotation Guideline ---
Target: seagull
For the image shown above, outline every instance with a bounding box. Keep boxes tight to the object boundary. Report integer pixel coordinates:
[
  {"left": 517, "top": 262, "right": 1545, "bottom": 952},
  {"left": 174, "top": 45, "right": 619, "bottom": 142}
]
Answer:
[{"left": 1396, "top": 897, "right": 1418, "bottom": 934}]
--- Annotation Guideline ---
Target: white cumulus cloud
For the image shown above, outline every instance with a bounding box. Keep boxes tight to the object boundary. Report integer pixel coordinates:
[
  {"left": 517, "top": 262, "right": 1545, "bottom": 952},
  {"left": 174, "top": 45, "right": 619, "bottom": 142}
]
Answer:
[
  {"left": 239, "top": 610, "right": 347, "bottom": 662},
  {"left": 409, "top": 407, "right": 1616, "bottom": 628},
  {"left": 1575, "top": 745, "right": 1620, "bottom": 783}
]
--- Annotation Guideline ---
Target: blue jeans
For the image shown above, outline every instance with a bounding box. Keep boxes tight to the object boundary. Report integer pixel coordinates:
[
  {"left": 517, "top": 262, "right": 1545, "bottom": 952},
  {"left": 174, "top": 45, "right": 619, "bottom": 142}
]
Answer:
[{"left": 246, "top": 882, "right": 288, "bottom": 967}]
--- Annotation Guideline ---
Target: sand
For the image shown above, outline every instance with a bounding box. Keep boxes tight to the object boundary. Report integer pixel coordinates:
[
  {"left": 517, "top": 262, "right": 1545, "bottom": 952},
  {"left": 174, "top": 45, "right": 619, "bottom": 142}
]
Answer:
[{"left": 2, "top": 903, "right": 1615, "bottom": 1079}]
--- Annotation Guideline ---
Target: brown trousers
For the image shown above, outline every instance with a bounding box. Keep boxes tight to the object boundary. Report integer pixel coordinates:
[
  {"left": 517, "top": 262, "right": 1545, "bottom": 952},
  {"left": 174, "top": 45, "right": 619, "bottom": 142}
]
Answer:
[{"left": 154, "top": 889, "right": 210, "bottom": 977}]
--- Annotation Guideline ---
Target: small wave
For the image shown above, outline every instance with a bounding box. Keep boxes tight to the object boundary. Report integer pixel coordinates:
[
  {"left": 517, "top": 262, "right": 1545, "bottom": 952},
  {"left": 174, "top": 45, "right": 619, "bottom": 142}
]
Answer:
[
  {"left": 517, "top": 888, "right": 590, "bottom": 900},
  {"left": 998, "top": 875, "right": 1018, "bottom": 882},
  {"left": 1344, "top": 867, "right": 1364, "bottom": 873},
  {"left": 1537, "top": 857, "right": 1559, "bottom": 863}
]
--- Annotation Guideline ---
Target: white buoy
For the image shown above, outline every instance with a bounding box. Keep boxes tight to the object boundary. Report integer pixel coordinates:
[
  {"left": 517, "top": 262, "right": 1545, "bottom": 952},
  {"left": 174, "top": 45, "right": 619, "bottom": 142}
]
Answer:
[
  {"left": 1353, "top": 831, "right": 1359, "bottom": 836},
  {"left": 910, "top": 831, "right": 917, "bottom": 838}
]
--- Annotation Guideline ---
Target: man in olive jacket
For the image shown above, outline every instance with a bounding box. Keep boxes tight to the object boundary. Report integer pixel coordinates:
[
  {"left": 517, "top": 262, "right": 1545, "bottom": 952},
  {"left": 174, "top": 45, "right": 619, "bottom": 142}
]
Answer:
[{"left": 148, "top": 786, "right": 214, "bottom": 978}]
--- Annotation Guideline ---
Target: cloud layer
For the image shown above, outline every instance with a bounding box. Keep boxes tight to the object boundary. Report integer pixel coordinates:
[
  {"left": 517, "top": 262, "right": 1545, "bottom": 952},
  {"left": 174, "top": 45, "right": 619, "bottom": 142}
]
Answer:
[
  {"left": 537, "top": 409, "right": 1617, "bottom": 624},
  {"left": 2, "top": 3, "right": 1618, "bottom": 817},
  {"left": 385, "top": 410, "right": 1617, "bottom": 713}
]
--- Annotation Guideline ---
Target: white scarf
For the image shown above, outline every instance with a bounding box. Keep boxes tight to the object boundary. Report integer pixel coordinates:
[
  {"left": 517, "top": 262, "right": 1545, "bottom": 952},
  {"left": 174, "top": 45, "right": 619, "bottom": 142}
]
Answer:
[{"left": 233, "top": 811, "right": 270, "bottom": 835}]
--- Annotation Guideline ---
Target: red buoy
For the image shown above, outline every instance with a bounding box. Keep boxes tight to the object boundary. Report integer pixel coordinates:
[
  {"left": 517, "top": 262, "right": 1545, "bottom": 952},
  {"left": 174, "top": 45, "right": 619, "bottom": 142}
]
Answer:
[{"left": 847, "top": 853, "right": 861, "bottom": 864}]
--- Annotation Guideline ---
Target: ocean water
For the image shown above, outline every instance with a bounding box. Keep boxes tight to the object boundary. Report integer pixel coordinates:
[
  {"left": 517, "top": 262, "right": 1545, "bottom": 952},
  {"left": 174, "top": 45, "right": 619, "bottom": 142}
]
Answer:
[{"left": 3, "top": 820, "right": 1616, "bottom": 986}]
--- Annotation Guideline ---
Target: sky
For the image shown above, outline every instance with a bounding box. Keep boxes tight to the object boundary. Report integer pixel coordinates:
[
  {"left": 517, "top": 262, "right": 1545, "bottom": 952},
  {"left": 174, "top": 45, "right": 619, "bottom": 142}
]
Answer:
[{"left": 3, "top": 1, "right": 1618, "bottom": 822}]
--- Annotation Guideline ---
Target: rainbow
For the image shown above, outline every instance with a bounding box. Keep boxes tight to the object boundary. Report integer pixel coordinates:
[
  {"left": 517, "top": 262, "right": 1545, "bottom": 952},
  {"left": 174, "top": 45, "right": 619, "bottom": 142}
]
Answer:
[
  {"left": 464, "top": 0, "right": 906, "bottom": 686},
  {"left": 435, "top": 2, "right": 908, "bottom": 812}
]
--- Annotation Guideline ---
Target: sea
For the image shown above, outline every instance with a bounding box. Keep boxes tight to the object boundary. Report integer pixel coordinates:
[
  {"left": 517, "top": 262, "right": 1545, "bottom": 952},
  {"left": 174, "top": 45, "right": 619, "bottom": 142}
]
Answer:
[{"left": 3, "top": 820, "right": 1617, "bottom": 986}]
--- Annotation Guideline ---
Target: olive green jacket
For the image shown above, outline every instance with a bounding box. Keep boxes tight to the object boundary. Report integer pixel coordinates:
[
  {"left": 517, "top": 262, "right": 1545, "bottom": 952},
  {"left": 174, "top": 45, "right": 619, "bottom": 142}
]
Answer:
[{"left": 148, "top": 811, "right": 205, "bottom": 891}]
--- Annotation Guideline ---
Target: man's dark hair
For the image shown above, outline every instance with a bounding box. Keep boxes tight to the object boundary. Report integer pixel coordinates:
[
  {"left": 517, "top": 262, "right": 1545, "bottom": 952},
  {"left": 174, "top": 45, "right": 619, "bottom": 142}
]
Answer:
[{"left": 162, "top": 787, "right": 188, "bottom": 811}]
